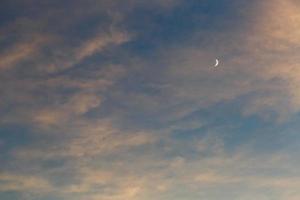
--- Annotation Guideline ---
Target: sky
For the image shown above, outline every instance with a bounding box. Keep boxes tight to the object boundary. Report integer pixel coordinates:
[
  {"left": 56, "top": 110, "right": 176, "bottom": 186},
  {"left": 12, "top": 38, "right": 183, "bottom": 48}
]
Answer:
[{"left": 0, "top": 0, "right": 300, "bottom": 199}]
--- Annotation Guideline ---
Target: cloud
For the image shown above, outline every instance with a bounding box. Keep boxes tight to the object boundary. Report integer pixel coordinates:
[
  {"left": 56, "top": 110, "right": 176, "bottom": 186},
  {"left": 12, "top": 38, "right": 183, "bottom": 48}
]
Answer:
[
  {"left": 3, "top": 125, "right": 300, "bottom": 200},
  {"left": 0, "top": 1, "right": 300, "bottom": 200},
  {"left": 42, "top": 30, "right": 130, "bottom": 73},
  {"left": 251, "top": 0, "right": 300, "bottom": 50},
  {"left": 0, "top": 35, "right": 49, "bottom": 70},
  {"left": 14, "top": 119, "right": 157, "bottom": 160},
  {"left": 32, "top": 92, "right": 102, "bottom": 127},
  {"left": 77, "top": 31, "right": 129, "bottom": 60},
  {"left": 0, "top": 58, "right": 125, "bottom": 127},
  {"left": 0, "top": 173, "right": 52, "bottom": 192},
  {"left": 194, "top": 171, "right": 239, "bottom": 184},
  {"left": 63, "top": 167, "right": 143, "bottom": 200}
]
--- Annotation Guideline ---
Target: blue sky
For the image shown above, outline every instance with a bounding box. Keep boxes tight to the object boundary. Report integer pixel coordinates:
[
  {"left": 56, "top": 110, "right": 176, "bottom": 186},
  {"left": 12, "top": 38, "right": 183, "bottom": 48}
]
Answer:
[{"left": 0, "top": 0, "right": 300, "bottom": 200}]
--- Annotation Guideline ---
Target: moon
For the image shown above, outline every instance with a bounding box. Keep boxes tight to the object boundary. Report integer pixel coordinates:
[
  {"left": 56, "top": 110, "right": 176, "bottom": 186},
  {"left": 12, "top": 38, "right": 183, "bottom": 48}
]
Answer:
[{"left": 214, "top": 59, "right": 219, "bottom": 67}]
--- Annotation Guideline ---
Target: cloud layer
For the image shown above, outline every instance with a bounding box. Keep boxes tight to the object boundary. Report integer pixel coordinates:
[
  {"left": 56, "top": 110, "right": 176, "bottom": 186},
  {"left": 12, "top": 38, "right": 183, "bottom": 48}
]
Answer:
[{"left": 0, "top": 0, "right": 300, "bottom": 200}]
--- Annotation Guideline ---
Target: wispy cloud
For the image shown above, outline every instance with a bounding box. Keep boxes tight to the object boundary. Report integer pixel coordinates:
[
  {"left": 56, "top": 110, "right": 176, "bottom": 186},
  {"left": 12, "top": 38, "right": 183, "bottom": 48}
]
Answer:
[
  {"left": 0, "top": 173, "right": 52, "bottom": 192},
  {"left": 0, "top": 36, "right": 49, "bottom": 70},
  {"left": 0, "top": 0, "right": 299, "bottom": 200}
]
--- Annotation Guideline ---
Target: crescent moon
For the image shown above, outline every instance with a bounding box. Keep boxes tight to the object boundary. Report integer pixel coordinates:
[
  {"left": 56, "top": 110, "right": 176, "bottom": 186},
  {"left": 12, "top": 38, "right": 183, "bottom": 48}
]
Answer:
[{"left": 214, "top": 59, "right": 219, "bottom": 67}]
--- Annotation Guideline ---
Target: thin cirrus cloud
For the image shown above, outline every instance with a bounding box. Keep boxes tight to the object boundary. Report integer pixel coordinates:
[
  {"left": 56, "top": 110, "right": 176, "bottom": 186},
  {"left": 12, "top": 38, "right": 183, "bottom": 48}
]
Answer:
[
  {"left": 0, "top": 173, "right": 52, "bottom": 193},
  {"left": 0, "top": 36, "right": 49, "bottom": 70},
  {"left": 0, "top": 0, "right": 300, "bottom": 200}
]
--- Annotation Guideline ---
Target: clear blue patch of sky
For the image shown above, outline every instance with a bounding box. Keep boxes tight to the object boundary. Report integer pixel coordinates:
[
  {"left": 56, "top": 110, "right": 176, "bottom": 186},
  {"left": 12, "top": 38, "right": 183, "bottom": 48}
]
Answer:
[
  {"left": 0, "top": 192, "right": 23, "bottom": 200},
  {"left": 0, "top": 124, "right": 33, "bottom": 154},
  {"left": 123, "top": 0, "right": 256, "bottom": 57}
]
